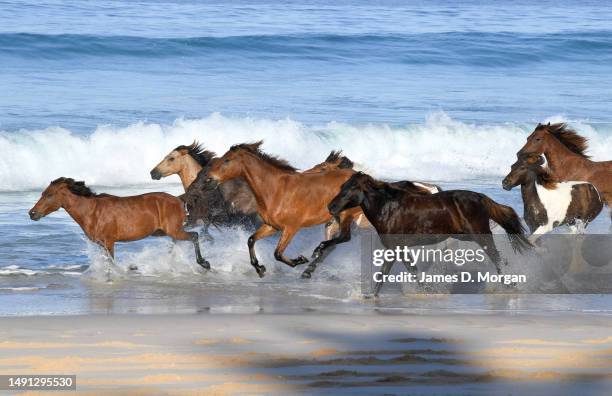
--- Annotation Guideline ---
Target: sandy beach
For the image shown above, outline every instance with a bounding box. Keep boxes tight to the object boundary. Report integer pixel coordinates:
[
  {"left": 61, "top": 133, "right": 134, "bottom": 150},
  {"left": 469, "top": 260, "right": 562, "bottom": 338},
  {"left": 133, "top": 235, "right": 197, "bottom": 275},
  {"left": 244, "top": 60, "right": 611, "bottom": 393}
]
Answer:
[{"left": 1, "top": 313, "right": 611, "bottom": 395}]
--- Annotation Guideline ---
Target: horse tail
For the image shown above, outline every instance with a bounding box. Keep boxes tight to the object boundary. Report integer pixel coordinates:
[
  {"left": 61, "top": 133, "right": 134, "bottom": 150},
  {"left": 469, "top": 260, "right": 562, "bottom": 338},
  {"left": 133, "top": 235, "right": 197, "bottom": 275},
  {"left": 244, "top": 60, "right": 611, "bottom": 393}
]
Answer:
[{"left": 482, "top": 196, "right": 532, "bottom": 253}]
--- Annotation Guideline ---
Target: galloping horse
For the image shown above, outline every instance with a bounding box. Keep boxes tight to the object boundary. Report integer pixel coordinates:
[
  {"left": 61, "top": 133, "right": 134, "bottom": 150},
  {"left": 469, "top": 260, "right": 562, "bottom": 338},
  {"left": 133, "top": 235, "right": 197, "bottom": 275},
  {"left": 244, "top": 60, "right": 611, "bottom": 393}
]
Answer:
[
  {"left": 150, "top": 142, "right": 259, "bottom": 229},
  {"left": 29, "top": 178, "right": 209, "bottom": 269},
  {"left": 517, "top": 123, "right": 612, "bottom": 225},
  {"left": 202, "top": 142, "right": 361, "bottom": 278},
  {"left": 326, "top": 172, "right": 532, "bottom": 295},
  {"left": 502, "top": 154, "right": 602, "bottom": 240}
]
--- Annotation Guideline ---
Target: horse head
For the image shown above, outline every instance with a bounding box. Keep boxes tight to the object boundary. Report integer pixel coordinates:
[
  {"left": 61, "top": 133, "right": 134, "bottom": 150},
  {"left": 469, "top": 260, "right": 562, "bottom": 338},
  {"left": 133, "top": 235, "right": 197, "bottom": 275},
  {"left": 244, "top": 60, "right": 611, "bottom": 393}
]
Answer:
[
  {"left": 502, "top": 154, "right": 545, "bottom": 190},
  {"left": 29, "top": 178, "right": 91, "bottom": 220}
]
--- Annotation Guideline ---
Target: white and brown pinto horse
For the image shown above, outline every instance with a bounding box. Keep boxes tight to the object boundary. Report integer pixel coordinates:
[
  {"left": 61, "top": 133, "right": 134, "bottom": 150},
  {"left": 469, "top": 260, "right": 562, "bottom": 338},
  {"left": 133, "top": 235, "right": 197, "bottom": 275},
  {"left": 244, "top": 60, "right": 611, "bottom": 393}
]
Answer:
[
  {"left": 517, "top": 123, "right": 612, "bottom": 227},
  {"left": 502, "top": 154, "right": 603, "bottom": 241}
]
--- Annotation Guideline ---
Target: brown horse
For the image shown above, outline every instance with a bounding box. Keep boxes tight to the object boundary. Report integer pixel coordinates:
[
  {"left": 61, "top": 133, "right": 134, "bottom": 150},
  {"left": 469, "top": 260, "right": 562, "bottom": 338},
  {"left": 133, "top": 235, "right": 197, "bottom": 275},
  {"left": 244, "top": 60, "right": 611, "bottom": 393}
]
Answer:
[
  {"left": 327, "top": 172, "right": 532, "bottom": 295},
  {"left": 517, "top": 123, "right": 612, "bottom": 225},
  {"left": 29, "top": 178, "right": 209, "bottom": 270},
  {"left": 202, "top": 142, "right": 361, "bottom": 278},
  {"left": 183, "top": 149, "right": 360, "bottom": 238},
  {"left": 150, "top": 141, "right": 259, "bottom": 230}
]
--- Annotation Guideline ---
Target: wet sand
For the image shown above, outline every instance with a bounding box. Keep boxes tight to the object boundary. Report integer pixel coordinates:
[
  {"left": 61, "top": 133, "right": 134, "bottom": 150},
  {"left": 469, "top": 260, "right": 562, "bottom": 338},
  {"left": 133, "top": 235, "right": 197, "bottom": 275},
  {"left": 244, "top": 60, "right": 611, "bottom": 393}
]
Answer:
[{"left": 2, "top": 313, "right": 612, "bottom": 395}]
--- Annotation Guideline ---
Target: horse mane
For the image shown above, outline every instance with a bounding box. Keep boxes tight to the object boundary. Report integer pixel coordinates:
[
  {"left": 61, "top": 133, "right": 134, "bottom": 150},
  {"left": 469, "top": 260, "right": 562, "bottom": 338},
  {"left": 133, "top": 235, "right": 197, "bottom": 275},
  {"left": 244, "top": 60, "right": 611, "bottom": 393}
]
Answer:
[
  {"left": 51, "top": 177, "right": 97, "bottom": 197},
  {"left": 175, "top": 141, "right": 216, "bottom": 167},
  {"left": 538, "top": 123, "right": 590, "bottom": 158},
  {"left": 353, "top": 172, "right": 400, "bottom": 196},
  {"left": 325, "top": 150, "right": 354, "bottom": 169},
  {"left": 533, "top": 167, "right": 559, "bottom": 189},
  {"left": 230, "top": 141, "right": 297, "bottom": 172}
]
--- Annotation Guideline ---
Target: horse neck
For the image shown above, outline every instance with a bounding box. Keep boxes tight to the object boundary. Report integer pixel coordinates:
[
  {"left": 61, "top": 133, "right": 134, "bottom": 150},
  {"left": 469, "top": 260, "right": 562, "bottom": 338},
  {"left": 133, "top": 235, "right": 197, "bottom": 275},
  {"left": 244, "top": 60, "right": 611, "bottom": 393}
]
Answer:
[
  {"left": 360, "top": 185, "right": 393, "bottom": 229},
  {"left": 177, "top": 157, "right": 203, "bottom": 191},
  {"left": 61, "top": 193, "right": 96, "bottom": 232},
  {"left": 544, "top": 138, "right": 588, "bottom": 177},
  {"left": 520, "top": 173, "right": 540, "bottom": 211},
  {"left": 239, "top": 154, "right": 292, "bottom": 209}
]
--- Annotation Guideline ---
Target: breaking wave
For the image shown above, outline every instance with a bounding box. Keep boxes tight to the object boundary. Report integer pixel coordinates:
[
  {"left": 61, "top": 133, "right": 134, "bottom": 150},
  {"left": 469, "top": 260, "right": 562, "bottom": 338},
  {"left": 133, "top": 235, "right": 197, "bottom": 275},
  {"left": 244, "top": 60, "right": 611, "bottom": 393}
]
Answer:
[{"left": 1, "top": 112, "right": 611, "bottom": 191}]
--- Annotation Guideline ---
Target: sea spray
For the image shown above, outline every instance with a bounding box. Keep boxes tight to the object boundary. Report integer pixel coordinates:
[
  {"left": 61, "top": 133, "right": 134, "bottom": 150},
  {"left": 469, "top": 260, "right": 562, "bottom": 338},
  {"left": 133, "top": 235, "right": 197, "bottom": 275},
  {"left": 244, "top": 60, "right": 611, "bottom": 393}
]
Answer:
[{"left": 2, "top": 112, "right": 610, "bottom": 191}]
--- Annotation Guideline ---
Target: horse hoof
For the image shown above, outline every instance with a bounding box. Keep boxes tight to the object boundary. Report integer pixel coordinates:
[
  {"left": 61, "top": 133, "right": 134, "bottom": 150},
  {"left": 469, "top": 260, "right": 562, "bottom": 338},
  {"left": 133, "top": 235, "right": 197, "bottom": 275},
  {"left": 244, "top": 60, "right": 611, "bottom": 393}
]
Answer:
[
  {"left": 301, "top": 271, "right": 312, "bottom": 279},
  {"left": 257, "top": 266, "right": 266, "bottom": 278},
  {"left": 198, "top": 260, "right": 211, "bottom": 270},
  {"left": 294, "top": 255, "right": 309, "bottom": 265}
]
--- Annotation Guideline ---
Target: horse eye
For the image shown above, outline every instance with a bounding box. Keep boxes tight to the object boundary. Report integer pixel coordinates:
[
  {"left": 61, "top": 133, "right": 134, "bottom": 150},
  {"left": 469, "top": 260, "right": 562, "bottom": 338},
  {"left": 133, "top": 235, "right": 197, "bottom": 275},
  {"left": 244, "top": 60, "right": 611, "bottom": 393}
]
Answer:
[
  {"left": 169, "top": 157, "right": 175, "bottom": 162},
  {"left": 224, "top": 159, "right": 230, "bottom": 164}
]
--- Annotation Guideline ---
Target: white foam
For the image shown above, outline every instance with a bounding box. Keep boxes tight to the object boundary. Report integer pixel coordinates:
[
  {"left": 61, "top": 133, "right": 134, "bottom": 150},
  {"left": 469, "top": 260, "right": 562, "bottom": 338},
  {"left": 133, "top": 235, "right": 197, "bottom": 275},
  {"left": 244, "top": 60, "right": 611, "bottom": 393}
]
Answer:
[
  {"left": 2, "top": 112, "right": 610, "bottom": 191},
  {"left": 0, "top": 265, "right": 42, "bottom": 276}
]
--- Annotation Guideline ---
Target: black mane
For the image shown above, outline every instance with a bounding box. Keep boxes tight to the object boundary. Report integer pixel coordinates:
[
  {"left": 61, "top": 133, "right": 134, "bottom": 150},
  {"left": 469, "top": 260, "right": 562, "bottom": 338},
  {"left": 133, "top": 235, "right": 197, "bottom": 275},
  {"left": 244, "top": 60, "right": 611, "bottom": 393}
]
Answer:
[
  {"left": 325, "top": 150, "right": 354, "bottom": 169},
  {"left": 51, "top": 177, "right": 97, "bottom": 197},
  {"left": 175, "top": 141, "right": 216, "bottom": 167}
]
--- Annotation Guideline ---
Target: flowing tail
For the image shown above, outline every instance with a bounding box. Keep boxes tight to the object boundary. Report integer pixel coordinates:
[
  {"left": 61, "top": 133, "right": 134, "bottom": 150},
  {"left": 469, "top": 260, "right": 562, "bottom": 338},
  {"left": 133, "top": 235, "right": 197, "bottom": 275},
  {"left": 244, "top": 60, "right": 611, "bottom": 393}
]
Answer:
[{"left": 482, "top": 196, "right": 532, "bottom": 253}]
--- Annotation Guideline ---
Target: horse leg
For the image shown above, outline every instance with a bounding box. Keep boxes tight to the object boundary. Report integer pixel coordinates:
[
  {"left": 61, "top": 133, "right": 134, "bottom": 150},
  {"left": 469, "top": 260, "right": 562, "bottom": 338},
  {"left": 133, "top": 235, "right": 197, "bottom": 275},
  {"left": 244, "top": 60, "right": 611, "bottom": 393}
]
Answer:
[
  {"left": 200, "top": 224, "right": 215, "bottom": 243},
  {"left": 248, "top": 224, "right": 277, "bottom": 278},
  {"left": 323, "top": 218, "right": 340, "bottom": 240},
  {"left": 170, "top": 229, "right": 210, "bottom": 270},
  {"left": 373, "top": 258, "right": 396, "bottom": 297},
  {"left": 189, "top": 232, "right": 209, "bottom": 269},
  {"left": 473, "top": 234, "right": 503, "bottom": 275},
  {"left": 274, "top": 227, "right": 309, "bottom": 268},
  {"left": 302, "top": 214, "right": 353, "bottom": 279},
  {"left": 100, "top": 241, "right": 116, "bottom": 280}
]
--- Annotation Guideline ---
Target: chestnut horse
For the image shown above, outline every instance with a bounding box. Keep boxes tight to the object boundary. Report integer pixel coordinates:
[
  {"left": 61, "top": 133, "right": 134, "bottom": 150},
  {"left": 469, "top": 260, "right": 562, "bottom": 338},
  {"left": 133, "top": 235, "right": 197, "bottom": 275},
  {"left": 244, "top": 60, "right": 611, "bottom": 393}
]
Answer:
[
  {"left": 517, "top": 123, "right": 612, "bottom": 226},
  {"left": 150, "top": 142, "right": 259, "bottom": 230},
  {"left": 29, "top": 178, "right": 209, "bottom": 270},
  {"left": 327, "top": 172, "right": 532, "bottom": 295},
  {"left": 203, "top": 142, "right": 361, "bottom": 278}
]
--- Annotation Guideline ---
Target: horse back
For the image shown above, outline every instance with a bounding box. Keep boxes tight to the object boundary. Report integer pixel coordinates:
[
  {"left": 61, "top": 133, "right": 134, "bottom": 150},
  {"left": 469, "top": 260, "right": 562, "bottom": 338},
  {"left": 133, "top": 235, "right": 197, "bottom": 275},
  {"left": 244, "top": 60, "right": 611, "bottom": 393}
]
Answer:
[
  {"left": 267, "top": 169, "right": 354, "bottom": 227},
  {"left": 92, "top": 192, "right": 185, "bottom": 240},
  {"left": 567, "top": 183, "right": 604, "bottom": 223}
]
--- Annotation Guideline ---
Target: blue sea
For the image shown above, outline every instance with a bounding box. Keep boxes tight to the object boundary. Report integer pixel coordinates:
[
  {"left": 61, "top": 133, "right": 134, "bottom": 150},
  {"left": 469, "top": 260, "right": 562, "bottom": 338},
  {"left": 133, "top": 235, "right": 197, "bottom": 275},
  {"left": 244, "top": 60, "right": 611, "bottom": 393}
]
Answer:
[{"left": 0, "top": 0, "right": 611, "bottom": 316}]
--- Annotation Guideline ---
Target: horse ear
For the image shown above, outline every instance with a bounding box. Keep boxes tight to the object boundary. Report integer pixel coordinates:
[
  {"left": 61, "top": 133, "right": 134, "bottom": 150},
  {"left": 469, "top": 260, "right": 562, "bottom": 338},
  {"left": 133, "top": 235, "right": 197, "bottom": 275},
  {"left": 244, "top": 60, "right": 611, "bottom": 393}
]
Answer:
[{"left": 338, "top": 157, "right": 354, "bottom": 169}]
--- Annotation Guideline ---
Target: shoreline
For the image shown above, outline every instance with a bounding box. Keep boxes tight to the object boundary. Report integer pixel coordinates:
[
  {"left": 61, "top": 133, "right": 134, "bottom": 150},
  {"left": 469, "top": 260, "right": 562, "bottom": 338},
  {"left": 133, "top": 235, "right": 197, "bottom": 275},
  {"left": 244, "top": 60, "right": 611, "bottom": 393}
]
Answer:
[{"left": 1, "top": 312, "right": 611, "bottom": 395}]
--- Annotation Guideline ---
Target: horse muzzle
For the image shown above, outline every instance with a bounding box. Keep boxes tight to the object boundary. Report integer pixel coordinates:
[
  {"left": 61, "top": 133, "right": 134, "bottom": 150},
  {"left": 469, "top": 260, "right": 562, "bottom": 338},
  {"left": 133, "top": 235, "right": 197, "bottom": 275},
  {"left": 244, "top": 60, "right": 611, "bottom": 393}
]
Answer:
[
  {"left": 29, "top": 209, "right": 42, "bottom": 221},
  {"left": 150, "top": 168, "right": 163, "bottom": 180},
  {"left": 501, "top": 179, "right": 513, "bottom": 191},
  {"left": 205, "top": 177, "right": 220, "bottom": 188}
]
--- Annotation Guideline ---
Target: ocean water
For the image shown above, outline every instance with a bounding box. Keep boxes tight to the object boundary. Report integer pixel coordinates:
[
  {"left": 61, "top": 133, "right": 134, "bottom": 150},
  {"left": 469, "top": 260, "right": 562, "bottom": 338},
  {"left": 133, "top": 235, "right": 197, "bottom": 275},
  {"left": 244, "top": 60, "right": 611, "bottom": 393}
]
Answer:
[{"left": 1, "top": 0, "right": 611, "bottom": 316}]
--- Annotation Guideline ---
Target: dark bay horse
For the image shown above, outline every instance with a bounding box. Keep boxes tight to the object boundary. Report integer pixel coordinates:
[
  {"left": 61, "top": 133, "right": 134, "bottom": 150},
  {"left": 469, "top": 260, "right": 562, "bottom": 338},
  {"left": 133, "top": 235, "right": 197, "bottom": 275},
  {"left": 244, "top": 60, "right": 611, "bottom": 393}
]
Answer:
[
  {"left": 326, "top": 172, "right": 532, "bottom": 295},
  {"left": 202, "top": 142, "right": 361, "bottom": 278},
  {"left": 517, "top": 123, "right": 612, "bottom": 225},
  {"left": 150, "top": 141, "right": 259, "bottom": 230},
  {"left": 502, "top": 154, "right": 602, "bottom": 240},
  {"left": 29, "top": 178, "right": 209, "bottom": 270}
]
